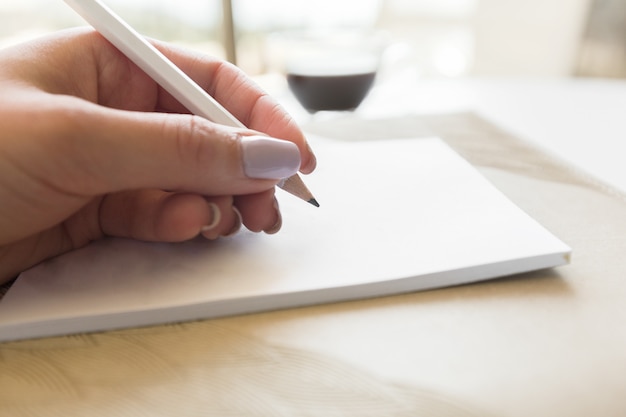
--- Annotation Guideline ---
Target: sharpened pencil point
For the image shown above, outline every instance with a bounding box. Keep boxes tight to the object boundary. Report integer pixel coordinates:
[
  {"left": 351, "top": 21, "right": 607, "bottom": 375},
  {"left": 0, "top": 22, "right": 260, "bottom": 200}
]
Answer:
[{"left": 278, "top": 174, "right": 317, "bottom": 206}]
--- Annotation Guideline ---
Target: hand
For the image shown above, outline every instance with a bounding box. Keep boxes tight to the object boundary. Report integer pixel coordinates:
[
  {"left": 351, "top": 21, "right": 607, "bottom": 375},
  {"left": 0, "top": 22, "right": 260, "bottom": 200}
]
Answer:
[{"left": 0, "top": 28, "right": 316, "bottom": 284}]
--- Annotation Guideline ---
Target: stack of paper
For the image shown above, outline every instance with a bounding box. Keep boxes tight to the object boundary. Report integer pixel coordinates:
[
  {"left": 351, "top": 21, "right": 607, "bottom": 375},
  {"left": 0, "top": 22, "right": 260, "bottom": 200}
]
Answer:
[{"left": 0, "top": 137, "right": 570, "bottom": 342}]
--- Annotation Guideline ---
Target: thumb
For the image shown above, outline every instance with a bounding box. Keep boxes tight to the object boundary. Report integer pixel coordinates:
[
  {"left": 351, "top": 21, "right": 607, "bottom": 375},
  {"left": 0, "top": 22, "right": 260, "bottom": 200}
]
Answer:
[{"left": 58, "top": 104, "right": 302, "bottom": 197}]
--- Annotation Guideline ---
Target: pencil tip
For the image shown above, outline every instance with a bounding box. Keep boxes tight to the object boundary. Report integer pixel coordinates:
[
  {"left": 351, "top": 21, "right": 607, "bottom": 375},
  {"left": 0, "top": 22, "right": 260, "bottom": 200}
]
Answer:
[{"left": 277, "top": 174, "right": 318, "bottom": 207}]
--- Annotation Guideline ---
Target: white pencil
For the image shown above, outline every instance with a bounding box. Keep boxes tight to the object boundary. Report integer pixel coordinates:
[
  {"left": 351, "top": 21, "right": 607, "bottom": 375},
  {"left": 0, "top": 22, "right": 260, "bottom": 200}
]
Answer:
[{"left": 63, "top": 0, "right": 318, "bottom": 207}]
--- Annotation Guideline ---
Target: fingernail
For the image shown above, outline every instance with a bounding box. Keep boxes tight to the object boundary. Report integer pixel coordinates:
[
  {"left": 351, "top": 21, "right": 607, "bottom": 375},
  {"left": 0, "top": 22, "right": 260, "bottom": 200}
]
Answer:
[
  {"left": 264, "top": 198, "right": 282, "bottom": 235},
  {"left": 241, "top": 135, "right": 301, "bottom": 179},
  {"left": 223, "top": 206, "right": 243, "bottom": 237},
  {"left": 201, "top": 202, "right": 221, "bottom": 232}
]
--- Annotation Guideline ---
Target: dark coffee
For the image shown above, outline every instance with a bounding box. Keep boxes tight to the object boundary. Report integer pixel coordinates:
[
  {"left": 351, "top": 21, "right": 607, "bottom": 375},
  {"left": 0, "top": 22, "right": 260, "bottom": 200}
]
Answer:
[{"left": 287, "top": 71, "right": 376, "bottom": 113}]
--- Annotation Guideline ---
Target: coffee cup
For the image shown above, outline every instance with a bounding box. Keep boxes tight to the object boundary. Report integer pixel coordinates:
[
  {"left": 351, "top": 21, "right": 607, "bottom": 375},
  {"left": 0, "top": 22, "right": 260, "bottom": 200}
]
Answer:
[{"left": 277, "top": 30, "right": 385, "bottom": 113}]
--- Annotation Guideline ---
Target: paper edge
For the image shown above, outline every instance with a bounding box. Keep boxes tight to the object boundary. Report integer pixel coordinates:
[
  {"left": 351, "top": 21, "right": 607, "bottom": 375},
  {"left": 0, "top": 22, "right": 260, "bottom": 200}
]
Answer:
[{"left": 0, "top": 250, "right": 570, "bottom": 343}]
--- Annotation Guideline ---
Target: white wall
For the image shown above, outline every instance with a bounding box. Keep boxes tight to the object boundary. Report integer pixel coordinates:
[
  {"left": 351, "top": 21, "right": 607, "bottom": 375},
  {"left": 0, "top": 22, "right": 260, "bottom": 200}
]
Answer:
[
  {"left": 377, "top": 0, "right": 591, "bottom": 77},
  {"left": 472, "top": 0, "right": 591, "bottom": 76}
]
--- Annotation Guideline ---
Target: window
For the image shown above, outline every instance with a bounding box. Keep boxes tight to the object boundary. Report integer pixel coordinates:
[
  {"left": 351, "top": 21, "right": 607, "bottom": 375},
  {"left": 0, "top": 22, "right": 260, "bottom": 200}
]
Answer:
[{"left": 0, "top": 0, "right": 592, "bottom": 77}]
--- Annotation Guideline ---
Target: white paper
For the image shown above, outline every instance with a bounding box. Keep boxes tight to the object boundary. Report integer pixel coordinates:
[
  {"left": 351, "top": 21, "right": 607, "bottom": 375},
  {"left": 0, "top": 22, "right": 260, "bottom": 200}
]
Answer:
[{"left": 0, "top": 137, "right": 571, "bottom": 342}]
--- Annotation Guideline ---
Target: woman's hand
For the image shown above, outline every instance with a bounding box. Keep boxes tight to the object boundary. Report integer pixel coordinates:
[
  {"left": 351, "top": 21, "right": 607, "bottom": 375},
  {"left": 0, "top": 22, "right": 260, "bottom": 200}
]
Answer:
[{"left": 0, "top": 28, "right": 316, "bottom": 283}]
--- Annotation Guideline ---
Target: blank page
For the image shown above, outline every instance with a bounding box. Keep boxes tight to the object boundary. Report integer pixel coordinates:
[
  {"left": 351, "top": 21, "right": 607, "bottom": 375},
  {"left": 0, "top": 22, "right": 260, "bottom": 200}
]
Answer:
[{"left": 0, "top": 137, "right": 571, "bottom": 342}]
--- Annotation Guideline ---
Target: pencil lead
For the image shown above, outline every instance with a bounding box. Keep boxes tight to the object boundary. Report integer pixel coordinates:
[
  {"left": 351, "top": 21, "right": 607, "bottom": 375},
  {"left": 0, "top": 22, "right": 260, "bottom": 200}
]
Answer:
[{"left": 308, "top": 198, "right": 320, "bottom": 208}]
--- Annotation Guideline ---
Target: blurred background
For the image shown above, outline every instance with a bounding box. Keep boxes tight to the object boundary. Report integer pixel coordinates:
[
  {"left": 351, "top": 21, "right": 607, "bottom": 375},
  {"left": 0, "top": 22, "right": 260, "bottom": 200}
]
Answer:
[{"left": 0, "top": 0, "right": 624, "bottom": 79}]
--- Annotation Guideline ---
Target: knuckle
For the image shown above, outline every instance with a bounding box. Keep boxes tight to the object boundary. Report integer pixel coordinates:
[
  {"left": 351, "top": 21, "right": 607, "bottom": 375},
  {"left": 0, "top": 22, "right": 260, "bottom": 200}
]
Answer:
[
  {"left": 171, "top": 115, "right": 237, "bottom": 176},
  {"left": 173, "top": 116, "right": 211, "bottom": 165}
]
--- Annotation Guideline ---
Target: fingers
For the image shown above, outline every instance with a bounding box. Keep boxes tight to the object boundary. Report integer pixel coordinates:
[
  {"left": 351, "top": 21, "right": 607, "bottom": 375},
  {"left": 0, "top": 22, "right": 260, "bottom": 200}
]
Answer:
[
  {"left": 99, "top": 189, "right": 281, "bottom": 241},
  {"left": 0, "top": 187, "right": 282, "bottom": 284},
  {"left": 99, "top": 191, "right": 228, "bottom": 241},
  {"left": 235, "top": 189, "right": 282, "bottom": 234},
  {"left": 150, "top": 40, "right": 317, "bottom": 174}
]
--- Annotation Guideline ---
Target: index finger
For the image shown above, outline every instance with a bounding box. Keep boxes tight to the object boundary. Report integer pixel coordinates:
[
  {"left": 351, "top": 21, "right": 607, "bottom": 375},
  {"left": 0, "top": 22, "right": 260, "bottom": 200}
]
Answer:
[{"left": 151, "top": 41, "right": 316, "bottom": 174}]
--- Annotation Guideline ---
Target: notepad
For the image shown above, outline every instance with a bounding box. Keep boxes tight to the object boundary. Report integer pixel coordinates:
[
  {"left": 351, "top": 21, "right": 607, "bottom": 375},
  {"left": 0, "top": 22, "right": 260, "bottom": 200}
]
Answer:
[{"left": 0, "top": 137, "right": 571, "bottom": 342}]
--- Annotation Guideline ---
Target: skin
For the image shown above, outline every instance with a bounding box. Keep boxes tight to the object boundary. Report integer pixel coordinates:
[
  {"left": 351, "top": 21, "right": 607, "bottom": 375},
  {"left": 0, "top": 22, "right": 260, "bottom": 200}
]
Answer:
[{"left": 0, "top": 28, "right": 316, "bottom": 284}]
